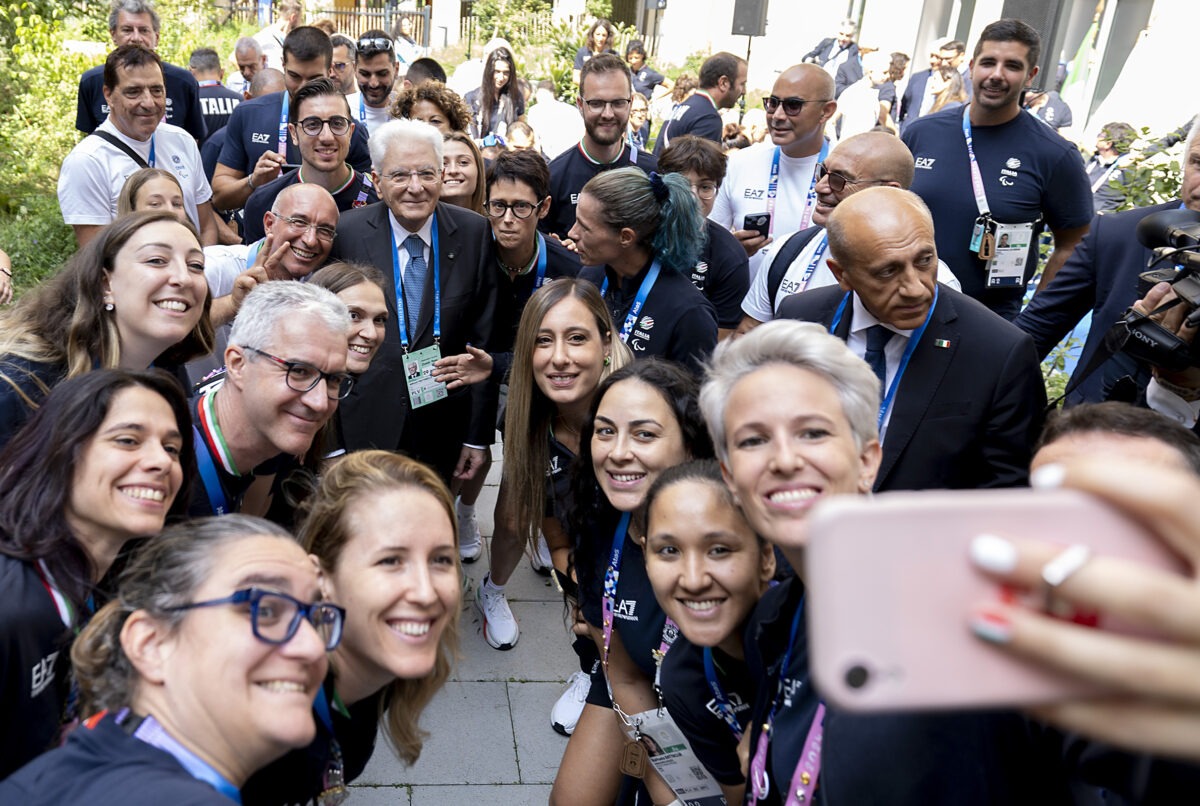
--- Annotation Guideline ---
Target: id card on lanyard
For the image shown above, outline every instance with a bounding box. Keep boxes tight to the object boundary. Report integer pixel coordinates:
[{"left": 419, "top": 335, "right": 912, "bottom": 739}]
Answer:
[
  {"left": 961, "top": 108, "right": 1036, "bottom": 286},
  {"left": 390, "top": 217, "right": 447, "bottom": 410},
  {"left": 600, "top": 260, "right": 661, "bottom": 343},
  {"left": 766, "top": 141, "right": 828, "bottom": 238}
]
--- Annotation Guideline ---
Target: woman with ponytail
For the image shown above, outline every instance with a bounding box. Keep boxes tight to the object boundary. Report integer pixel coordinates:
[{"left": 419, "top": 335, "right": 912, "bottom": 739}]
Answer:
[{"left": 568, "top": 167, "right": 718, "bottom": 374}]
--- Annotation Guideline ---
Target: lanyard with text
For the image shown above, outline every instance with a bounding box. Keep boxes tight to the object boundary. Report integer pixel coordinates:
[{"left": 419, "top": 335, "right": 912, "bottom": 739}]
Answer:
[
  {"left": 749, "top": 596, "right": 825, "bottom": 805},
  {"left": 961, "top": 106, "right": 998, "bottom": 259},
  {"left": 534, "top": 232, "right": 549, "bottom": 288},
  {"left": 389, "top": 215, "right": 441, "bottom": 351},
  {"left": 359, "top": 93, "right": 367, "bottom": 124},
  {"left": 600, "top": 260, "right": 661, "bottom": 343},
  {"left": 795, "top": 232, "right": 829, "bottom": 295},
  {"left": 147, "top": 136, "right": 156, "bottom": 167},
  {"left": 277, "top": 90, "right": 290, "bottom": 157},
  {"left": 702, "top": 647, "right": 744, "bottom": 742},
  {"left": 313, "top": 687, "right": 350, "bottom": 806},
  {"left": 194, "top": 389, "right": 239, "bottom": 515},
  {"left": 601, "top": 511, "right": 633, "bottom": 687},
  {"left": 767, "top": 141, "right": 828, "bottom": 238},
  {"left": 124, "top": 710, "right": 242, "bottom": 803},
  {"left": 829, "top": 286, "right": 939, "bottom": 430}
]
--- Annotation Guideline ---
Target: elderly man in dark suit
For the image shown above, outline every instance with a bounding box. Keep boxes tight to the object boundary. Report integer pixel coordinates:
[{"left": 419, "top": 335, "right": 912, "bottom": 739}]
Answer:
[
  {"left": 327, "top": 117, "right": 498, "bottom": 485},
  {"left": 777, "top": 187, "right": 1045, "bottom": 491},
  {"left": 1015, "top": 123, "right": 1200, "bottom": 409}
]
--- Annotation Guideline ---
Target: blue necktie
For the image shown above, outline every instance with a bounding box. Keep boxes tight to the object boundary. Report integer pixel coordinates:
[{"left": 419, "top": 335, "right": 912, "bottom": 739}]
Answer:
[
  {"left": 864, "top": 324, "right": 893, "bottom": 391},
  {"left": 402, "top": 234, "right": 426, "bottom": 334}
]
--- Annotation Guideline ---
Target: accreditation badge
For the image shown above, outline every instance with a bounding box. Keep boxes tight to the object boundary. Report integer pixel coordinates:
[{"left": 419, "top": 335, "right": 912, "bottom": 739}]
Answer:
[
  {"left": 403, "top": 343, "right": 448, "bottom": 409},
  {"left": 985, "top": 221, "right": 1036, "bottom": 288},
  {"left": 619, "top": 708, "right": 726, "bottom": 805}
]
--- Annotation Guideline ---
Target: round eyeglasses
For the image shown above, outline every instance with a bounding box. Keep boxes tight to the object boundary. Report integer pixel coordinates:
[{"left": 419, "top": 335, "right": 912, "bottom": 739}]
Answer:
[
  {"left": 167, "top": 587, "right": 346, "bottom": 650},
  {"left": 297, "top": 116, "right": 352, "bottom": 137},
  {"left": 485, "top": 198, "right": 544, "bottom": 219},
  {"left": 245, "top": 346, "right": 355, "bottom": 400}
]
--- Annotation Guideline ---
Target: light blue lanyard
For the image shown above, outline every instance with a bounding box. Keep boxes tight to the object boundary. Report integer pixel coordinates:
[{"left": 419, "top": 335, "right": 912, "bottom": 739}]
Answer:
[
  {"left": 767, "top": 141, "right": 828, "bottom": 237},
  {"left": 389, "top": 215, "right": 441, "bottom": 350},
  {"left": 793, "top": 232, "right": 829, "bottom": 297},
  {"left": 534, "top": 232, "right": 549, "bottom": 288},
  {"left": 148, "top": 136, "right": 156, "bottom": 168},
  {"left": 276, "top": 91, "right": 289, "bottom": 156},
  {"left": 359, "top": 93, "right": 367, "bottom": 124},
  {"left": 829, "top": 286, "right": 939, "bottom": 429},
  {"left": 128, "top": 711, "right": 241, "bottom": 803},
  {"left": 599, "top": 259, "right": 661, "bottom": 343}
]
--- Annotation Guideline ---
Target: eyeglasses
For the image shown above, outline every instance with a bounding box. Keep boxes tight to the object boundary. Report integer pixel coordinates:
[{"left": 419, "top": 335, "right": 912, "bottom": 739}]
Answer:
[
  {"left": 297, "top": 115, "right": 352, "bottom": 137},
  {"left": 687, "top": 181, "right": 719, "bottom": 200},
  {"left": 245, "top": 346, "right": 355, "bottom": 400},
  {"left": 331, "top": 61, "right": 352, "bottom": 72},
  {"left": 167, "top": 587, "right": 346, "bottom": 651},
  {"left": 356, "top": 37, "right": 394, "bottom": 54},
  {"left": 383, "top": 168, "right": 441, "bottom": 186},
  {"left": 276, "top": 215, "right": 338, "bottom": 242},
  {"left": 485, "top": 198, "right": 543, "bottom": 219},
  {"left": 581, "top": 97, "right": 631, "bottom": 113},
  {"left": 816, "top": 163, "right": 882, "bottom": 194},
  {"left": 763, "top": 95, "right": 829, "bottom": 115}
]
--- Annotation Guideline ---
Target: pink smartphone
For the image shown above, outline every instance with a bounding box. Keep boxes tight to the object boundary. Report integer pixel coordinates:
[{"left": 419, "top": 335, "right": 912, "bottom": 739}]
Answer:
[{"left": 805, "top": 488, "right": 1186, "bottom": 712}]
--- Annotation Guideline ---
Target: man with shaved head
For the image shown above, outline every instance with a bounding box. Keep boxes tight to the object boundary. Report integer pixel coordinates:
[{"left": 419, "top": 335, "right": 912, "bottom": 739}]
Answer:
[
  {"left": 739, "top": 131, "right": 962, "bottom": 330},
  {"left": 776, "top": 186, "right": 1045, "bottom": 491},
  {"left": 709, "top": 63, "right": 837, "bottom": 280}
]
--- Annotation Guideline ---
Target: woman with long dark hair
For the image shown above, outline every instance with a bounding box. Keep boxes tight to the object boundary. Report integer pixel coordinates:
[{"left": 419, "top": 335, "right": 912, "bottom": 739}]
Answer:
[
  {"left": 573, "top": 18, "right": 617, "bottom": 85},
  {"left": 0, "top": 369, "right": 196, "bottom": 778},
  {"left": 464, "top": 47, "right": 525, "bottom": 139}
]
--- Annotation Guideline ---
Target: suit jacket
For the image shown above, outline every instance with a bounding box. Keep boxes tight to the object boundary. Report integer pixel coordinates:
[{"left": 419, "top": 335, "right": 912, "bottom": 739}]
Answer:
[
  {"left": 897, "top": 69, "right": 931, "bottom": 131},
  {"left": 777, "top": 284, "right": 1045, "bottom": 491},
  {"left": 803, "top": 38, "right": 859, "bottom": 68},
  {"left": 1015, "top": 201, "right": 1179, "bottom": 405},
  {"left": 326, "top": 201, "right": 498, "bottom": 454}
]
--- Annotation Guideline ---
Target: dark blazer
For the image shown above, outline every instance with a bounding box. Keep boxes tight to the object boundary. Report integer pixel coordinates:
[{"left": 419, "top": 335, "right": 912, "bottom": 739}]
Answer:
[
  {"left": 803, "top": 38, "right": 859, "bottom": 68},
  {"left": 897, "top": 68, "right": 931, "bottom": 131},
  {"left": 1015, "top": 201, "right": 1179, "bottom": 405},
  {"left": 777, "top": 284, "right": 1045, "bottom": 491},
  {"left": 326, "top": 201, "right": 498, "bottom": 474}
]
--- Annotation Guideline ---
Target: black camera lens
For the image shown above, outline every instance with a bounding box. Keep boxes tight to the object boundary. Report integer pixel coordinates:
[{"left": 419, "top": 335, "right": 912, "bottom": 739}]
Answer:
[{"left": 845, "top": 664, "right": 870, "bottom": 690}]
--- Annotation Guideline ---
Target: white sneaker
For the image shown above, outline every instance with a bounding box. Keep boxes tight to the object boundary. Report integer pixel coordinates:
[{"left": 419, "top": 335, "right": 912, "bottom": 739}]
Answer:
[
  {"left": 475, "top": 574, "right": 519, "bottom": 650},
  {"left": 458, "top": 505, "right": 482, "bottom": 563},
  {"left": 530, "top": 532, "right": 553, "bottom": 577},
  {"left": 551, "top": 671, "right": 591, "bottom": 736}
]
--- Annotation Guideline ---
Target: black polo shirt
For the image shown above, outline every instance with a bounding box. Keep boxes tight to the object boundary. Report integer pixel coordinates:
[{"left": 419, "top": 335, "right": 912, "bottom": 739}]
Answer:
[
  {"left": 241, "top": 168, "right": 379, "bottom": 244},
  {"left": 542, "top": 142, "right": 657, "bottom": 240},
  {"left": 692, "top": 219, "right": 749, "bottom": 329}
]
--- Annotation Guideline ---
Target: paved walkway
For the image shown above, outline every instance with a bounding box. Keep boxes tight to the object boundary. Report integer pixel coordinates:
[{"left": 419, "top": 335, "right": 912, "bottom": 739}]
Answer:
[{"left": 348, "top": 445, "right": 573, "bottom": 804}]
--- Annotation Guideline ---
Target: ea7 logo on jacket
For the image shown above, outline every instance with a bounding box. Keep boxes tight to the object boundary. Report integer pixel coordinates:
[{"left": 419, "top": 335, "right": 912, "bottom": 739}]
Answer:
[
  {"left": 743, "top": 189, "right": 765, "bottom": 199},
  {"left": 614, "top": 599, "right": 638, "bottom": 620},
  {"left": 252, "top": 132, "right": 272, "bottom": 144},
  {"left": 915, "top": 157, "right": 936, "bottom": 170}
]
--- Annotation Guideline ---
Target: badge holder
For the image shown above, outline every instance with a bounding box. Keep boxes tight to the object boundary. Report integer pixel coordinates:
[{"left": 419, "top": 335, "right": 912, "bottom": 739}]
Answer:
[
  {"left": 403, "top": 339, "right": 447, "bottom": 410},
  {"left": 618, "top": 708, "right": 727, "bottom": 805},
  {"left": 984, "top": 220, "right": 1037, "bottom": 289}
]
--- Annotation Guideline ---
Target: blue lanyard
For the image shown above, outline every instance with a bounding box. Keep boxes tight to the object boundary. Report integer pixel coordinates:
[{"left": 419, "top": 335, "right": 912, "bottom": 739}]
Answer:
[
  {"left": 600, "top": 511, "right": 633, "bottom": 674},
  {"left": 599, "top": 259, "right": 661, "bottom": 343},
  {"left": 534, "top": 232, "right": 549, "bottom": 289},
  {"left": 359, "top": 93, "right": 366, "bottom": 124},
  {"left": 791, "top": 232, "right": 829, "bottom": 299},
  {"left": 389, "top": 214, "right": 441, "bottom": 350},
  {"left": 192, "top": 426, "right": 229, "bottom": 515},
  {"left": 764, "top": 595, "right": 805, "bottom": 735},
  {"left": 702, "top": 647, "right": 744, "bottom": 741},
  {"left": 148, "top": 136, "right": 156, "bottom": 168},
  {"left": 829, "top": 286, "right": 939, "bottom": 429},
  {"left": 766, "top": 141, "right": 827, "bottom": 237},
  {"left": 277, "top": 91, "right": 289, "bottom": 156},
  {"left": 960, "top": 107, "right": 991, "bottom": 217},
  {"left": 130, "top": 712, "right": 241, "bottom": 803}
]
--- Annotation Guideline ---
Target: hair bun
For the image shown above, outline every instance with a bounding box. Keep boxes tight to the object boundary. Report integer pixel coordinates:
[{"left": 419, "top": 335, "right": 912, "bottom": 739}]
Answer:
[{"left": 648, "top": 171, "right": 670, "bottom": 203}]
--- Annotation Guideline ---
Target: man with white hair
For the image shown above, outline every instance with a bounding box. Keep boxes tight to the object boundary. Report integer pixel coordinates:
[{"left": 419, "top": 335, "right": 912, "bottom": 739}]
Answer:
[{"left": 327, "top": 118, "right": 498, "bottom": 497}]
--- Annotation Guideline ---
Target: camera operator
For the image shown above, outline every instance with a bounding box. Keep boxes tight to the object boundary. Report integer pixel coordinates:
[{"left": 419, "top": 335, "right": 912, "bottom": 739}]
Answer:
[
  {"left": 1129, "top": 280, "right": 1200, "bottom": 426},
  {"left": 1015, "top": 115, "right": 1200, "bottom": 406}
]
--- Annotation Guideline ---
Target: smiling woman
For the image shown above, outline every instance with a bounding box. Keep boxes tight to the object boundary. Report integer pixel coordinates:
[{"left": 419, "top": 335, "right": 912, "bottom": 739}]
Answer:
[
  {"left": 242, "top": 450, "right": 462, "bottom": 805},
  {"left": 0, "top": 368, "right": 196, "bottom": 779},
  {"left": 0, "top": 211, "right": 213, "bottom": 450}
]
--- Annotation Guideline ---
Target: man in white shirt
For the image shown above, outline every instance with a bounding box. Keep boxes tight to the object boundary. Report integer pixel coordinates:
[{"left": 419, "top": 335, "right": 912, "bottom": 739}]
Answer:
[
  {"left": 253, "top": 0, "right": 303, "bottom": 70},
  {"left": 526, "top": 79, "right": 584, "bottom": 160},
  {"left": 59, "top": 45, "right": 217, "bottom": 248},
  {"left": 226, "top": 37, "right": 267, "bottom": 96},
  {"left": 347, "top": 30, "right": 400, "bottom": 137},
  {"left": 709, "top": 63, "right": 836, "bottom": 282}
]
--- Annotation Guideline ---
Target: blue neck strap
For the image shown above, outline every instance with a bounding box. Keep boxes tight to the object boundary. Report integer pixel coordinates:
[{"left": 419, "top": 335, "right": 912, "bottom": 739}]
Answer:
[
  {"left": 389, "top": 213, "right": 441, "bottom": 350},
  {"left": 148, "top": 136, "right": 156, "bottom": 168},
  {"left": 129, "top": 712, "right": 241, "bottom": 803},
  {"left": 277, "top": 91, "right": 289, "bottom": 157},
  {"left": 534, "top": 232, "right": 549, "bottom": 288},
  {"left": 192, "top": 426, "right": 229, "bottom": 515},
  {"left": 600, "top": 259, "right": 661, "bottom": 343},
  {"left": 702, "top": 647, "right": 744, "bottom": 741}
]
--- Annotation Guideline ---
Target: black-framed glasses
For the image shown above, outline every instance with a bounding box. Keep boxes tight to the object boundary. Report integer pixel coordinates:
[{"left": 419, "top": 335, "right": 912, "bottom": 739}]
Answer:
[
  {"left": 277, "top": 215, "right": 338, "bottom": 243},
  {"left": 485, "top": 198, "right": 543, "bottom": 219},
  {"left": 245, "top": 346, "right": 355, "bottom": 400},
  {"left": 167, "top": 587, "right": 346, "bottom": 651},
  {"left": 763, "top": 95, "right": 829, "bottom": 115},
  {"left": 297, "top": 115, "right": 352, "bottom": 137},
  {"left": 816, "top": 162, "right": 881, "bottom": 194},
  {"left": 356, "top": 37, "right": 394, "bottom": 54},
  {"left": 581, "top": 97, "right": 631, "bottom": 113},
  {"left": 384, "top": 168, "right": 441, "bottom": 186}
]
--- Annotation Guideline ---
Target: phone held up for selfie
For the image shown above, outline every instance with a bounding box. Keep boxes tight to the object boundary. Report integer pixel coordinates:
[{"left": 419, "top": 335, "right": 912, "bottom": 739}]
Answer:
[
  {"left": 743, "top": 212, "right": 771, "bottom": 239},
  {"left": 805, "top": 488, "right": 1185, "bottom": 712}
]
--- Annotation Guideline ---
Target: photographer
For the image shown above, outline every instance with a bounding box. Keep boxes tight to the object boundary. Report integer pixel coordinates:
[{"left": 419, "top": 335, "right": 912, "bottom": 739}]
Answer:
[{"left": 1015, "top": 115, "right": 1200, "bottom": 406}]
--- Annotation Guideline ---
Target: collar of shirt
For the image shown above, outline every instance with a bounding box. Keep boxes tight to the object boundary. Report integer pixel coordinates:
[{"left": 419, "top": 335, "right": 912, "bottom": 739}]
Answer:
[
  {"left": 99, "top": 117, "right": 154, "bottom": 150},
  {"left": 386, "top": 209, "right": 435, "bottom": 280},
  {"left": 847, "top": 293, "right": 915, "bottom": 438}
]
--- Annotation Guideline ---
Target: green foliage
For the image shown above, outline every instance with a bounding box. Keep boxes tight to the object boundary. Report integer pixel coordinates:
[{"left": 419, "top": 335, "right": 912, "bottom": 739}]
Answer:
[
  {"left": 1042, "top": 334, "right": 1081, "bottom": 406},
  {"left": 585, "top": 0, "right": 613, "bottom": 18},
  {"left": 2, "top": 194, "right": 76, "bottom": 292},
  {"left": 464, "top": 0, "right": 551, "bottom": 46}
]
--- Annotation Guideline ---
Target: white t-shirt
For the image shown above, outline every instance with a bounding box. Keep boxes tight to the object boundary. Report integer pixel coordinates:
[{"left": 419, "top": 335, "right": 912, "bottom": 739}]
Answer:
[
  {"left": 57, "top": 118, "right": 212, "bottom": 231},
  {"left": 709, "top": 142, "right": 821, "bottom": 282},
  {"left": 347, "top": 92, "right": 393, "bottom": 137},
  {"left": 835, "top": 80, "right": 882, "bottom": 141},
  {"left": 742, "top": 229, "right": 964, "bottom": 321},
  {"left": 527, "top": 91, "right": 585, "bottom": 160}
]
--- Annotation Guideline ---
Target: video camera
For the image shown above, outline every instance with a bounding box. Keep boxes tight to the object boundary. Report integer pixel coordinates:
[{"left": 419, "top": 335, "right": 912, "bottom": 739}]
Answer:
[{"left": 1105, "top": 208, "right": 1200, "bottom": 371}]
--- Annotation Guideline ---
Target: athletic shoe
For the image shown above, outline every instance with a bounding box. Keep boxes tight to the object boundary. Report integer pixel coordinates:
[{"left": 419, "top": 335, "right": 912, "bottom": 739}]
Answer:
[
  {"left": 530, "top": 532, "right": 553, "bottom": 577},
  {"left": 458, "top": 505, "right": 483, "bottom": 563},
  {"left": 550, "top": 671, "right": 591, "bottom": 736},
  {"left": 475, "top": 574, "right": 519, "bottom": 650}
]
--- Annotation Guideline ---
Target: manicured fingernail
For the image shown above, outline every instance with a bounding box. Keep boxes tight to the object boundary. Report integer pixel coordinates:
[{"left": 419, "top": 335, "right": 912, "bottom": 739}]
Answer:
[
  {"left": 970, "top": 533, "right": 1018, "bottom": 574},
  {"left": 970, "top": 607, "right": 1013, "bottom": 644},
  {"left": 1031, "top": 463, "right": 1066, "bottom": 489}
]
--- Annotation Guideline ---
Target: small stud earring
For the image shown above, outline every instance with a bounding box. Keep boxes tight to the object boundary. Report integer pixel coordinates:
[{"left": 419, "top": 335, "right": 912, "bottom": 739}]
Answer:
[
  {"left": 603, "top": 355, "right": 611, "bottom": 366},
  {"left": 104, "top": 302, "right": 114, "bottom": 312}
]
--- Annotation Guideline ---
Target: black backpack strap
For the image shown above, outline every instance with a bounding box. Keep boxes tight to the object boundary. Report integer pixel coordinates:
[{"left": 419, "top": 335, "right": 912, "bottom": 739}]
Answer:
[
  {"left": 89, "top": 130, "right": 150, "bottom": 169},
  {"left": 768, "top": 227, "right": 823, "bottom": 311}
]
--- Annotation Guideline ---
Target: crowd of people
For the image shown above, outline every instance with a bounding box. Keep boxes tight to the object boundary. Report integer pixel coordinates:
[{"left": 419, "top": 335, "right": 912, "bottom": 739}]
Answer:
[{"left": 3, "top": 1, "right": 1200, "bottom": 804}]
